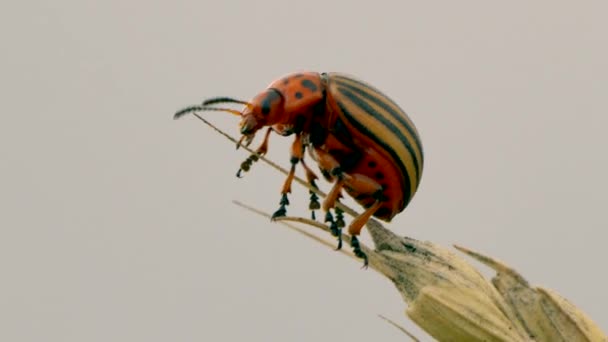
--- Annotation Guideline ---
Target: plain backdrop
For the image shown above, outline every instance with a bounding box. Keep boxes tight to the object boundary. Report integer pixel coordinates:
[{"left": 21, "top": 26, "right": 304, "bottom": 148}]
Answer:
[{"left": 1, "top": 1, "right": 607, "bottom": 341}]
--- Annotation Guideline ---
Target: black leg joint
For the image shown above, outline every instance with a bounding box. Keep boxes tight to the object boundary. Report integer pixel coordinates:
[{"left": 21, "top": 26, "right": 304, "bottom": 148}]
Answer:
[{"left": 279, "top": 193, "right": 289, "bottom": 206}]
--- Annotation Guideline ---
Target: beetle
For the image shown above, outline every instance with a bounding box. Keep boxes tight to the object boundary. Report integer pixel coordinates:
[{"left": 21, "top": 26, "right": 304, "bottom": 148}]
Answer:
[{"left": 175, "top": 72, "right": 424, "bottom": 265}]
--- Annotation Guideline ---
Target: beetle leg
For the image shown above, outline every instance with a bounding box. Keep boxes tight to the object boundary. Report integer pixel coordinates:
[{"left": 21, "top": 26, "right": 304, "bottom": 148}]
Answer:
[
  {"left": 323, "top": 178, "right": 345, "bottom": 250},
  {"left": 255, "top": 127, "right": 272, "bottom": 155},
  {"left": 341, "top": 173, "right": 385, "bottom": 267},
  {"left": 236, "top": 127, "right": 272, "bottom": 178},
  {"left": 310, "top": 147, "right": 345, "bottom": 248},
  {"left": 300, "top": 157, "right": 320, "bottom": 220},
  {"left": 323, "top": 178, "right": 344, "bottom": 213},
  {"left": 341, "top": 173, "right": 385, "bottom": 235},
  {"left": 271, "top": 133, "right": 304, "bottom": 219}
]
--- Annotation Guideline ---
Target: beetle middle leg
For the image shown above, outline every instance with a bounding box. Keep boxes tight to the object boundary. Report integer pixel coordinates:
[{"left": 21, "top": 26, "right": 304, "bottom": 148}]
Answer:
[{"left": 300, "top": 157, "right": 321, "bottom": 220}]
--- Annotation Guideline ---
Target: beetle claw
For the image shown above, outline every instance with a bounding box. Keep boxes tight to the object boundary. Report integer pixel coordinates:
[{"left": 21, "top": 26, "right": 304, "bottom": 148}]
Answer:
[
  {"left": 330, "top": 221, "right": 342, "bottom": 250},
  {"left": 351, "top": 236, "right": 368, "bottom": 268},
  {"left": 271, "top": 205, "right": 286, "bottom": 220}
]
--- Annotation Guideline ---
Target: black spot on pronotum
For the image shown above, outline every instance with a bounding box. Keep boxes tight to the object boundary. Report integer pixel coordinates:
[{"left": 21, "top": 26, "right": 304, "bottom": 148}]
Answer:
[
  {"left": 260, "top": 89, "right": 281, "bottom": 116},
  {"left": 301, "top": 79, "right": 318, "bottom": 92},
  {"left": 295, "top": 92, "right": 303, "bottom": 99},
  {"left": 368, "top": 161, "right": 377, "bottom": 168},
  {"left": 375, "top": 172, "right": 384, "bottom": 180}
]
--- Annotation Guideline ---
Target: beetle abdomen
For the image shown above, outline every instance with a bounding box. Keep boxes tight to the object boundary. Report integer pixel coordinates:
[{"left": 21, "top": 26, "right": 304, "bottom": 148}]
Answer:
[{"left": 325, "top": 73, "right": 424, "bottom": 215}]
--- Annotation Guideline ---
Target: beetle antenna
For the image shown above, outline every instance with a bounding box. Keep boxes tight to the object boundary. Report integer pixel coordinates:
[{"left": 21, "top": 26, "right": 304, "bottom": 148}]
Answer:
[
  {"left": 203, "top": 97, "right": 252, "bottom": 109},
  {"left": 173, "top": 105, "right": 242, "bottom": 120},
  {"left": 174, "top": 106, "right": 203, "bottom": 119}
]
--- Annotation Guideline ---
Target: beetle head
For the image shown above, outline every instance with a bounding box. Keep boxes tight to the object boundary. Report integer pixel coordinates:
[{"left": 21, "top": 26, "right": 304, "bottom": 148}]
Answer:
[
  {"left": 173, "top": 90, "right": 285, "bottom": 148},
  {"left": 239, "top": 89, "right": 285, "bottom": 135}
]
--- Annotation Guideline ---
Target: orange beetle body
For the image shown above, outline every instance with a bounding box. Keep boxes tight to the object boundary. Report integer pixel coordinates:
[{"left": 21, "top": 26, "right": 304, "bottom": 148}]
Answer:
[{"left": 175, "top": 72, "right": 424, "bottom": 264}]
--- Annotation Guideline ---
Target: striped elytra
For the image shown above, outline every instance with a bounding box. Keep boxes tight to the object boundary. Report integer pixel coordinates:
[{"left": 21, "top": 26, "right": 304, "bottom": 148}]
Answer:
[{"left": 175, "top": 71, "right": 424, "bottom": 265}]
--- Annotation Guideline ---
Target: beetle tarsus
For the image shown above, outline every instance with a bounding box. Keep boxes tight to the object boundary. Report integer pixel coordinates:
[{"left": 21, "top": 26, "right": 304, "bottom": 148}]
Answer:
[
  {"left": 324, "top": 211, "right": 342, "bottom": 250},
  {"left": 301, "top": 161, "right": 320, "bottom": 221},
  {"left": 330, "top": 221, "right": 342, "bottom": 250},
  {"left": 236, "top": 153, "right": 262, "bottom": 178},
  {"left": 334, "top": 207, "right": 345, "bottom": 228},
  {"left": 324, "top": 211, "right": 333, "bottom": 224},
  {"left": 271, "top": 194, "right": 289, "bottom": 220},
  {"left": 272, "top": 205, "right": 286, "bottom": 220},
  {"left": 308, "top": 191, "right": 320, "bottom": 220},
  {"left": 350, "top": 236, "right": 368, "bottom": 268}
]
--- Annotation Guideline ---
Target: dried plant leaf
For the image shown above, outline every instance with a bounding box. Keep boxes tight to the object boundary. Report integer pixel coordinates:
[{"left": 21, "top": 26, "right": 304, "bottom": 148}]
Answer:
[
  {"left": 364, "top": 219, "right": 530, "bottom": 341},
  {"left": 456, "top": 245, "right": 608, "bottom": 342}
]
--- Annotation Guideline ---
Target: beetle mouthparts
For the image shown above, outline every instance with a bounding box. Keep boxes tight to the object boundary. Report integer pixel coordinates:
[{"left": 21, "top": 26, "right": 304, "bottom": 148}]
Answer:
[
  {"left": 236, "top": 133, "right": 255, "bottom": 150},
  {"left": 239, "top": 114, "right": 259, "bottom": 135}
]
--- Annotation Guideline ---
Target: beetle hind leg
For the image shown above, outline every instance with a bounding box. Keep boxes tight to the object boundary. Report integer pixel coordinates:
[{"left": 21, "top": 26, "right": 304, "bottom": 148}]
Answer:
[
  {"left": 348, "top": 200, "right": 382, "bottom": 267},
  {"left": 343, "top": 173, "right": 385, "bottom": 267}
]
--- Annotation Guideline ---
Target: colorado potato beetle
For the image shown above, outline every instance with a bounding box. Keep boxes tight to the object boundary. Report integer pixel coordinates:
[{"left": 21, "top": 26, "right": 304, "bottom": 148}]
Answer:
[{"left": 175, "top": 72, "right": 424, "bottom": 265}]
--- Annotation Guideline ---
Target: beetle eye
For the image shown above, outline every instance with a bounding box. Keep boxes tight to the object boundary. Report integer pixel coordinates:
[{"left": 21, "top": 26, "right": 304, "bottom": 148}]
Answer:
[{"left": 258, "top": 89, "right": 283, "bottom": 118}]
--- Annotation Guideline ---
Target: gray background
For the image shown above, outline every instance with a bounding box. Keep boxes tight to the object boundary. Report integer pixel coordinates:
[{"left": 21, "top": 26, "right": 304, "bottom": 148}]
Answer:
[{"left": 2, "top": 0, "right": 607, "bottom": 341}]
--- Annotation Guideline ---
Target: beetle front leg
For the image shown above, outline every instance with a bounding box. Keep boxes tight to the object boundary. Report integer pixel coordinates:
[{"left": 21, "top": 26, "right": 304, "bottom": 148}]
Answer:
[
  {"left": 236, "top": 127, "right": 272, "bottom": 178},
  {"left": 271, "top": 133, "right": 304, "bottom": 219}
]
